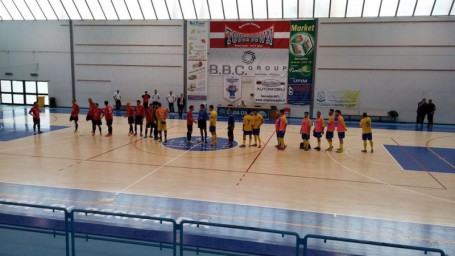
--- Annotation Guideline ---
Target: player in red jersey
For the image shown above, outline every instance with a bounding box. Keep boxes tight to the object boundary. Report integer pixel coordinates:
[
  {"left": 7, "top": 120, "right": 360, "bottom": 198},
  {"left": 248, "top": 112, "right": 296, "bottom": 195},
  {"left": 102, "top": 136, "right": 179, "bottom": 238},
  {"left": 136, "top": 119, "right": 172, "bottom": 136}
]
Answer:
[
  {"left": 144, "top": 103, "right": 155, "bottom": 138},
  {"left": 92, "top": 103, "right": 103, "bottom": 135},
  {"left": 104, "top": 101, "right": 113, "bottom": 137},
  {"left": 70, "top": 99, "right": 80, "bottom": 132},
  {"left": 28, "top": 102, "right": 42, "bottom": 134},
  {"left": 134, "top": 100, "right": 145, "bottom": 136},
  {"left": 86, "top": 98, "right": 95, "bottom": 121},
  {"left": 125, "top": 102, "right": 134, "bottom": 135}
]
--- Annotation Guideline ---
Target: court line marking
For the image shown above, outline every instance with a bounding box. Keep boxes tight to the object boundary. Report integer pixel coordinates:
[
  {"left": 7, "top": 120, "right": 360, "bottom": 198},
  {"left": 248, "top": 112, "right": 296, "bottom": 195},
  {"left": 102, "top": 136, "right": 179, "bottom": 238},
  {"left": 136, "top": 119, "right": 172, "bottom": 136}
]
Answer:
[
  {"left": 326, "top": 150, "right": 455, "bottom": 204},
  {"left": 0, "top": 151, "right": 445, "bottom": 190},
  {"left": 425, "top": 136, "right": 455, "bottom": 169},
  {"left": 236, "top": 131, "right": 276, "bottom": 186},
  {"left": 391, "top": 137, "right": 447, "bottom": 190},
  {"left": 1, "top": 191, "right": 454, "bottom": 246}
]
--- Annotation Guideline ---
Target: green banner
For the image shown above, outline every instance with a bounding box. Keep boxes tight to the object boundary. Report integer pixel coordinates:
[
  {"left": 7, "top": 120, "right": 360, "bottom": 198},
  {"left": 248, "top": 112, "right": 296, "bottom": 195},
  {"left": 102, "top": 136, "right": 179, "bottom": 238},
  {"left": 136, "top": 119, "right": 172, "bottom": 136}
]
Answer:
[{"left": 287, "top": 20, "right": 316, "bottom": 105}]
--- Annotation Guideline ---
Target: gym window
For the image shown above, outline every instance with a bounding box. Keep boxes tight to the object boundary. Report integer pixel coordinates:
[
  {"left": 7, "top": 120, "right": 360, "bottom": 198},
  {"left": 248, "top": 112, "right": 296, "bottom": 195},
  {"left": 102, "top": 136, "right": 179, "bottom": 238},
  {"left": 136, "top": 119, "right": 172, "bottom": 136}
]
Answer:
[{"left": 1, "top": 80, "right": 49, "bottom": 106}]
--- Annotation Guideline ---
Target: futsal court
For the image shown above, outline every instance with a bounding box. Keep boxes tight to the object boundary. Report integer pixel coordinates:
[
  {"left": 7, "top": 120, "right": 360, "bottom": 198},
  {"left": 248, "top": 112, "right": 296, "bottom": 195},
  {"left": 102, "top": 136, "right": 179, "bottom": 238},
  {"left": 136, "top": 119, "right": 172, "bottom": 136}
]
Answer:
[{"left": 0, "top": 105, "right": 454, "bottom": 255}]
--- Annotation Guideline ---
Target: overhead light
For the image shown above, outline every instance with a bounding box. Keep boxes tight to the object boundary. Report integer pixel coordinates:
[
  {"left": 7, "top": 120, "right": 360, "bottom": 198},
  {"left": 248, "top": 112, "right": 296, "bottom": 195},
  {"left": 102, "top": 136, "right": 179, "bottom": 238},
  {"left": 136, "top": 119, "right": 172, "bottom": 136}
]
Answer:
[
  {"left": 5, "top": 72, "right": 13, "bottom": 76},
  {"left": 30, "top": 73, "right": 38, "bottom": 77}
]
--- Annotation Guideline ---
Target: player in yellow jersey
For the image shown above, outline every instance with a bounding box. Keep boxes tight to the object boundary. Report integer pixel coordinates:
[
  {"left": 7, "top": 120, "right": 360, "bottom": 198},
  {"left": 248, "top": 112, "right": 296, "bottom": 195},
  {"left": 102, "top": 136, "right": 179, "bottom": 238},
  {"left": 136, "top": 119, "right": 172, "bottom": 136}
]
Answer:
[
  {"left": 360, "top": 112, "right": 373, "bottom": 153},
  {"left": 240, "top": 109, "right": 254, "bottom": 148},
  {"left": 252, "top": 110, "right": 264, "bottom": 148},
  {"left": 155, "top": 102, "right": 168, "bottom": 142},
  {"left": 209, "top": 105, "right": 218, "bottom": 146}
]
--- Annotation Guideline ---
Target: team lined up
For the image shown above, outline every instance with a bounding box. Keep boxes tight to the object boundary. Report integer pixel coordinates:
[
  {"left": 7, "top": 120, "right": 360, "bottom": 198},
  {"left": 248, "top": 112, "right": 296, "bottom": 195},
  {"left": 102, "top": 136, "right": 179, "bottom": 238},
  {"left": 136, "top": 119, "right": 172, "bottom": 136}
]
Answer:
[{"left": 66, "top": 100, "right": 373, "bottom": 153}]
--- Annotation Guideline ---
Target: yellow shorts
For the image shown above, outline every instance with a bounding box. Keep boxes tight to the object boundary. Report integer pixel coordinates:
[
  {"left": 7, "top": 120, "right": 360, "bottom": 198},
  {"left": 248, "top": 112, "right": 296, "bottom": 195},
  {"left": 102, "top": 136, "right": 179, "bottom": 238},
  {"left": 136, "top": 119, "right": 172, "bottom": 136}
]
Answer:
[{"left": 158, "top": 121, "right": 167, "bottom": 131}]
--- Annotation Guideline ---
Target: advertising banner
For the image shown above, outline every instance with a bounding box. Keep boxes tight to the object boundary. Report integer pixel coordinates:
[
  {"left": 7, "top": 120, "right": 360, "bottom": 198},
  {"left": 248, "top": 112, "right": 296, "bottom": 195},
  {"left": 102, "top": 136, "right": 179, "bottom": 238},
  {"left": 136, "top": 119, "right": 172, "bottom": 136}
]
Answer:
[
  {"left": 315, "top": 90, "right": 361, "bottom": 108},
  {"left": 254, "top": 76, "right": 287, "bottom": 104},
  {"left": 210, "top": 21, "right": 290, "bottom": 103},
  {"left": 287, "top": 20, "right": 316, "bottom": 105},
  {"left": 223, "top": 75, "right": 242, "bottom": 103},
  {"left": 187, "top": 21, "right": 208, "bottom": 100}
]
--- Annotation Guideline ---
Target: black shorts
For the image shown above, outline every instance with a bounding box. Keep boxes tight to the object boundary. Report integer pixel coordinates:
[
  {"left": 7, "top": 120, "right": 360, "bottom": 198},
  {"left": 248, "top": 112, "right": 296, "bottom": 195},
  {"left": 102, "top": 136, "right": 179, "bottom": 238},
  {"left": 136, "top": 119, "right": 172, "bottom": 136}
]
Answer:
[
  {"left": 33, "top": 118, "right": 40, "bottom": 125},
  {"left": 92, "top": 119, "right": 102, "bottom": 126},
  {"left": 70, "top": 116, "right": 78, "bottom": 122},
  {"left": 106, "top": 119, "right": 113, "bottom": 126},
  {"left": 198, "top": 120, "right": 207, "bottom": 129},
  {"left": 146, "top": 121, "right": 154, "bottom": 128},
  {"left": 135, "top": 116, "right": 143, "bottom": 125},
  {"left": 128, "top": 117, "right": 134, "bottom": 124},
  {"left": 187, "top": 124, "right": 193, "bottom": 132},
  {"left": 86, "top": 115, "right": 93, "bottom": 121}
]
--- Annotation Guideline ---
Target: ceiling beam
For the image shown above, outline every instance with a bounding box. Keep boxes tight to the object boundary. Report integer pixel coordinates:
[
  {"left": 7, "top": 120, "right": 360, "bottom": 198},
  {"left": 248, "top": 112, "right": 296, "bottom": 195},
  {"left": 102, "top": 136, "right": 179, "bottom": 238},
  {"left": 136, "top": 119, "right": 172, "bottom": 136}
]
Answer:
[
  {"left": 297, "top": 0, "right": 299, "bottom": 18},
  {"left": 177, "top": 0, "right": 184, "bottom": 19},
  {"left": 328, "top": 0, "right": 332, "bottom": 17},
  {"left": 71, "top": 0, "right": 83, "bottom": 20},
  {"left": 0, "top": 0, "right": 14, "bottom": 20},
  {"left": 83, "top": 0, "right": 95, "bottom": 19},
  {"left": 450, "top": 0, "right": 455, "bottom": 15},
  {"left": 221, "top": 0, "right": 226, "bottom": 19},
  {"left": 395, "top": 0, "right": 401, "bottom": 16},
  {"left": 281, "top": 0, "right": 283, "bottom": 18},
  {"left": 59, "top": 0, "right": 71, "bottom": 19},
  {"left": 378, "top": 0, "right": 383, "bottom": 17},
  {"left": 164, "top": 0, "right": 171, "bottom": 19},
  {"left": 313, "top": 0, "right": 315, "bottom": 18},
  {"left": 23, "top": 0, "right": 36, "bottom": 20},
  {"left": 345, "top": 0, "right": 349, "bottom": 17},
  {"left": 150, "top": 0, "right": 158, "bottom": 19},
  {"left": 361, "top": 0, "right": 365, "bottom": 17},
  {"left": 136, "top": 0, "right": 145, "bottom": 19},
  {"left": 430, "top": 0, "right": 436, "bottom": 16},
  {"left": 192, "top": 0, "right": 198, "bottom": 19},
  {"left": 206, "top": 0, "right": 211, "bottom": 19},
  {"left": 34, "top": 0, "right": 48, "bottom": 20},
  {"left": 46, "top": 0, "right": 59, "bottom": 20},
  {"left": 266, "top": 0, "right": 269, "bottom": 18},
  {"left": 97, "top": 0, "right": 107, "bottom": 20},
  {"left": 123, "top": 0, "right": 132, "bottom": 20},
  {"left": 109, "top": 0, "right": 120, "bottom": 20},
  {"left": 12, "top": 0, "right": 25, "bottom": 19},
  {"left": 413, "top": 0, "right": 419, "bottom": 16}
]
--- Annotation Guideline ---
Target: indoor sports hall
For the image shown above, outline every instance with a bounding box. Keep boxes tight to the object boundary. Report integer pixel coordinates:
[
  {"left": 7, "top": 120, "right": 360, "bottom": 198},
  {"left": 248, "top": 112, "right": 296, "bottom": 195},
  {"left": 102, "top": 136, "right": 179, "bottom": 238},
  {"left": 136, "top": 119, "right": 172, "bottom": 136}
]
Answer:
[{"left": 0, "top": 1, "right": 454, "bottom": 256}]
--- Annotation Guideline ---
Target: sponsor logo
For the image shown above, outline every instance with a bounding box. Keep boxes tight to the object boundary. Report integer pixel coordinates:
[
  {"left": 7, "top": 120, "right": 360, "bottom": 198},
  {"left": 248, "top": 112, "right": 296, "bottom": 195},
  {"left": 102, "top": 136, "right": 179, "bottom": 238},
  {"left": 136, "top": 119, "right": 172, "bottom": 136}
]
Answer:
[
  {"left": 241, "top": 51, "right": 256, "bottom": 64},
  {"left": 225, "top": 26, "right": 274, "bottom": 47},
  {"left": 316, "top": 91, "right": 326, "bottom": 102}
]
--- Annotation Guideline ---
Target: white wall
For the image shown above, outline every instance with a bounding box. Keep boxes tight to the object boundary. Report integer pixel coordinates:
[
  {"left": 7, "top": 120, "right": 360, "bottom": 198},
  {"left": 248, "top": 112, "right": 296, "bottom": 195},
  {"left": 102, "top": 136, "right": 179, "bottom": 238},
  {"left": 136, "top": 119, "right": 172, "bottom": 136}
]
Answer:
[
  {"left": 315, "top": 17, "right": 455, "bottom": 124},
  {"left": 73, "top": 20, "right": 184, "bottom": 108},
  {"left": 0, "top": 21, "right": 72, "bottom": 104}
]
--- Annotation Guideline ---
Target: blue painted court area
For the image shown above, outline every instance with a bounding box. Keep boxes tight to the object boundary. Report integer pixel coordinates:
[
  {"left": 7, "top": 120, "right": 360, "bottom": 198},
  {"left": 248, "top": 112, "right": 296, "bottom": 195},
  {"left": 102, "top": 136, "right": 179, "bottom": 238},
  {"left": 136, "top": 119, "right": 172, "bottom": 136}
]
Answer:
[
  {"left": 384, "top": 145, "right": 455, "bottom": 174},
  {"left": 0, "top": 122, "right": 68, "bottom": 141},
  {"left": 0, "top": 182, "right": 453, "bottom": 255},
  {"left": 164, "top": 137, "right": 238, "bottom": 151}
]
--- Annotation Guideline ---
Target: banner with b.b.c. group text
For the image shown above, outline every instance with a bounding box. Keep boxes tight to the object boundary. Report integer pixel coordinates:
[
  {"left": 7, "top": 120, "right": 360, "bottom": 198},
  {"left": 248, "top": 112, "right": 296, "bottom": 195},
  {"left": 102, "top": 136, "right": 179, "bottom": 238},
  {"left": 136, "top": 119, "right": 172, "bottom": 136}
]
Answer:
[
  {"left": 210, "top": 21, "right": 290, "bottom": 104},
  {"left": 287, "top": 20, "right": 316, "bottom": 105},
  {"left": 187, "top": 21, "right": 208, "bottom": 100}
]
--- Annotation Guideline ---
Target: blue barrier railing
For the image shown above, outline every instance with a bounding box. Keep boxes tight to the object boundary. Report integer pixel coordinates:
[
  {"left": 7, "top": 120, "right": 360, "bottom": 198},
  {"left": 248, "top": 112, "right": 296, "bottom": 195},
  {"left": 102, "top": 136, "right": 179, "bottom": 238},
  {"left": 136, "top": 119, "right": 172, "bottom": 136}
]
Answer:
[
  {"left": 0, "top": 201, "right": 70, "bottom": 256},
  {"left": 0, "top": 201, "right": 448, "bottom": 256},
  {"left": 302, "top": 234, "right": 446, "bottom": 256},
  {"left": 70, "top": 209, "right": 178, "bottom": 256},
  {"left": 180, "top": 220, "right": 301, "bottom": 256}
]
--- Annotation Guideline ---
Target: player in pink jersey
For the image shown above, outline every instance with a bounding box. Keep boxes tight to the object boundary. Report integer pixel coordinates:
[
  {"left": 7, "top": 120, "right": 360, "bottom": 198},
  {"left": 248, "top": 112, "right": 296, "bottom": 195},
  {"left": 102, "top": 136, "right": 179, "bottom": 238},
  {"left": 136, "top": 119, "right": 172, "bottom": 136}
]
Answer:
[
  {"left": 275, "top": 109, "right": 288, "bottom": 150},
  {"left": 335, "top": 109, "right": 347, "bottom": 153},
  {"left": 313, "top": 111, "right": 325, "bottom": 151},
  {"left": 325, "top": 109, "right": 335, "bottom": 151},
  {"left": 300, "top": 112, "right": 312, "bottom": 151}
]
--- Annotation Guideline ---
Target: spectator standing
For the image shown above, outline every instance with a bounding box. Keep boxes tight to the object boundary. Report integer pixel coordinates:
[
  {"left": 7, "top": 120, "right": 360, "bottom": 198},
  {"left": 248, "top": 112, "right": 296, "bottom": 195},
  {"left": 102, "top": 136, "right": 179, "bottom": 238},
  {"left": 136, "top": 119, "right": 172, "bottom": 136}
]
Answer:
[
  {"left": 426, "top": 99, "right": 436, "bottom": 128},
  {"left": 113, "top": 90, "right": 121, "bottom": 111},
  {"left": 177, "top": 94, "right": 186, "bottom": 119},
  {"left": 416, "top": 98, "right": 427, "bottom": 126},
  {"left": 151, "top": 90, "right": 160, "bottom": 109},
  {"left": 166, "top": 91, "right": 176, "bottom": 117}
]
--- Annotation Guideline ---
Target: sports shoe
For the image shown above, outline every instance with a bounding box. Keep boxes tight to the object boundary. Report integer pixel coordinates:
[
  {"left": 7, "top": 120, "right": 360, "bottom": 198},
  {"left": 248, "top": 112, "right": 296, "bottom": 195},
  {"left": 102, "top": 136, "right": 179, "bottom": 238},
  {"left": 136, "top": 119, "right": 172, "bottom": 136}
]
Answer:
[
  {"left": 251, "top": 144, "right": 258, "bottom": 147},
  {"left": 371, "top": 149, "right": 374, "bottom": 153},
  {"left": 325, "top": 147, "right": 333, "bottom": 151},
  {"left": 105, "top": 134, "right": 112, "bottom": 137},
  {"left": 38, "top": 131, "right": 43, "bottom": 134},
  {"left": 140, "top": 133, "right": 143, "bottom": 137},
  {"left": 144, "top": 135, "right": 147, "bottom": 138},
  {"left": 134, "top": 133, "right": 137, "bottom": 136},
  {"left": 239, "top": 145, "right": 246, "bottom": 148},
  {"left": 188, "top": 140, "right": 194, "bottom": 144},
  {"left": 258, "top": 145, "right": 262, "bottom": 148},
  {"left": 361, "top": 150, "right": 367, "bottom": 153},
  {"left": 336, "top": 149, "right": 343, "bottom": 153}
]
